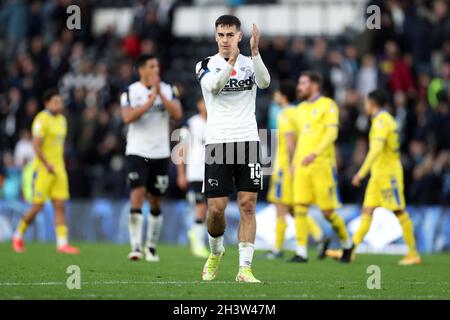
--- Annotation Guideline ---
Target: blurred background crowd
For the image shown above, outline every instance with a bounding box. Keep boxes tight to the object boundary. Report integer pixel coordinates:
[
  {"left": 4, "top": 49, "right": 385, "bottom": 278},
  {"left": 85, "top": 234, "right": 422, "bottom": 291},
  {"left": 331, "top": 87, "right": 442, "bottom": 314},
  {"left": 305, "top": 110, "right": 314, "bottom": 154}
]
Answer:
[{"left": 0, "top": 0, "right": 449, "bottom": 205}]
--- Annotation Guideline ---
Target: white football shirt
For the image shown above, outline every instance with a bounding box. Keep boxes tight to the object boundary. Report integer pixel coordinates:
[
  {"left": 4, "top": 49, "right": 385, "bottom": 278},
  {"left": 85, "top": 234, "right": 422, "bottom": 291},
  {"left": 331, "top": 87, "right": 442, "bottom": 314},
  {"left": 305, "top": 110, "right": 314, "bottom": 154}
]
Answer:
[
  {"left": 180, "top": 114, "right": 206, "bottom": 182},
  {"left": 195, "top": 53, "right": 270, "bottom": 145},
  {"left": 120, "top": 81, "right": 174, "bottom": 159}
]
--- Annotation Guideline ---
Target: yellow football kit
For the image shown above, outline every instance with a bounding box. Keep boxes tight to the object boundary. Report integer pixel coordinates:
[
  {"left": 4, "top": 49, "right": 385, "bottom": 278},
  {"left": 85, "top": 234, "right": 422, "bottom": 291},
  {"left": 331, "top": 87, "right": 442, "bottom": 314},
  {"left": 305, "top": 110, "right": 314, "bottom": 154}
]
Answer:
[
  {"left": 31, "top": 110, "right": 69, "bottom": 203},
  {"left": 287, "top": 96, "right": 342, "bottom": 210},
  {"left": 267, "top": 105, "right": 297, "bottom": 205},
  {"left": 358, "top": 110, "right": 405, "bottom": 211},
  {"left": 351, "top": 110, "right": 419, "bottom": 264}
]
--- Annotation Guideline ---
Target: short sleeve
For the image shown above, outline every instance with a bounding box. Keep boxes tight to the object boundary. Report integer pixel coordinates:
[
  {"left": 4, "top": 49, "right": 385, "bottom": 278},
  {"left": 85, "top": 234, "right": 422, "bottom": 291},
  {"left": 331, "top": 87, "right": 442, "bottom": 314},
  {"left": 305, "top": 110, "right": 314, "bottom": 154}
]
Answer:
[{"left": 32, "top": 114, "right": 46, "bottom": 138}]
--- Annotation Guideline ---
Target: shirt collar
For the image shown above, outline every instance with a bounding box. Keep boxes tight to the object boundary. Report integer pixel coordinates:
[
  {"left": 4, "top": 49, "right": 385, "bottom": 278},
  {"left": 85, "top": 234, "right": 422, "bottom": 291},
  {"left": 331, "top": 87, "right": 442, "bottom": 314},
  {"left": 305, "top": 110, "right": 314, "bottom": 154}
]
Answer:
[
  {"left": 372, "top": 108, "right": 387, "bottom": 119},
  {"left": 309, "top": 94, "right": 321, "bottom": 103},
  {"left": 44, "top": 109, "right": 57, "bottom": 116}
]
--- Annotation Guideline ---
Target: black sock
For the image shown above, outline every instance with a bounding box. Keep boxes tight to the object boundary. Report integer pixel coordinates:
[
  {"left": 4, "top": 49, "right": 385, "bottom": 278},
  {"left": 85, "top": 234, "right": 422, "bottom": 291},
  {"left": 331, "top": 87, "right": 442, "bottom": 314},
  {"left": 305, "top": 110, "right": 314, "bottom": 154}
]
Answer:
[{"left": 130, "top": 208, "right": 142, "bottom": 214}]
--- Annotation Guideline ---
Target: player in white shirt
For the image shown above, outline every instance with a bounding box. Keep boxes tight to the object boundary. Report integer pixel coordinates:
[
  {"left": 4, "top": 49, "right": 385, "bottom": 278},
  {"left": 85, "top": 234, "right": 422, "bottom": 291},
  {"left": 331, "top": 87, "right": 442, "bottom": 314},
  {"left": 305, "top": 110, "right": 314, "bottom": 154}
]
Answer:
[
  {"left": 121, "top": 54, "right": 182, "bottom": 262},
  {"left": 195, "top": 15, "right": 270, "bottom": 283},
  {"left": 177, "top": 98, "right": 209, "bottom": 259}
]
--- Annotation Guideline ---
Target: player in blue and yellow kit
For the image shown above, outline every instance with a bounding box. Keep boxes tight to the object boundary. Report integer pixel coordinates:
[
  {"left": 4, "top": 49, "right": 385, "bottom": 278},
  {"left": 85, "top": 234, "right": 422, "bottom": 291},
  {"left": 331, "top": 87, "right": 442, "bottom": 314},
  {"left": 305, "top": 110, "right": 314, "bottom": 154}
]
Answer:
[
  {"left": 350, "top": 90, "right": 421, "bottom": 265},
  {"left": 287, "top": 71, "right": 352, "bottom": 263},
  {"left": 12, "top": 89, "right": 79, "bottom": 254},
  {"left": 267, "top": 80, "right": 324, "bottom": 259}
]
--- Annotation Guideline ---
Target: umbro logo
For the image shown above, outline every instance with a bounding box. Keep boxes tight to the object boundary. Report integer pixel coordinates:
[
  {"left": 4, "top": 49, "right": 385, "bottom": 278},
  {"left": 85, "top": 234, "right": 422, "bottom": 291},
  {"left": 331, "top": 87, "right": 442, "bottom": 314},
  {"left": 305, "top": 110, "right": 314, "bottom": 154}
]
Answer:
[
  {"left": 208, "top": 179, "right": 219, "bottom": 187},
  {"left": 253, "top": 178, "right": 260, "bottom": 185}
]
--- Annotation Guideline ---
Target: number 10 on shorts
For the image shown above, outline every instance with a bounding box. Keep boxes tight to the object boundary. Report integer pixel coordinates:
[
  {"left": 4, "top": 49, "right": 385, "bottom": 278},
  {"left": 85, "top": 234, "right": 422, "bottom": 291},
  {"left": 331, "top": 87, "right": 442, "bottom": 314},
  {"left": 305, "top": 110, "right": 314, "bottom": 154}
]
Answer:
[{"left": 248, "top": 163, "right": 263, "bottom": 190}]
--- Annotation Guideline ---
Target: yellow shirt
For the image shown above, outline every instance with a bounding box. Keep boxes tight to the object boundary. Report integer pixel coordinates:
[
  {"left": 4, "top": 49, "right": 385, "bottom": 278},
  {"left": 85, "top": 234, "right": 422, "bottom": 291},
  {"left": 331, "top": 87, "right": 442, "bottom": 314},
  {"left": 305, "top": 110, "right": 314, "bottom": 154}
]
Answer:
[
  {"left": 31, "top": 110, "right": 67, "bottom": 169},
  {"left": 287, "top": 96, "right": 338, "bottom": 165},
  {"left": 274, "top": 105, "right": 296, "bottom": 170},
  {"left": 366, "top": 110, "right": 402, "bottom": 176}
]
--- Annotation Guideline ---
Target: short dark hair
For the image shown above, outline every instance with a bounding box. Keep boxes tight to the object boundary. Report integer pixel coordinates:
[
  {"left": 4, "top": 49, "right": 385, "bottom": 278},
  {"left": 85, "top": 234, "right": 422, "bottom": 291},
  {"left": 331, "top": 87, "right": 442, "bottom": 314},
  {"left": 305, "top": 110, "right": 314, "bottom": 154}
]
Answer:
[
  {"left": 136, "top": 54, "right": 157, "bottom": 69},
  {"left": 300, "top": 71, "right": 323, "bottom": 88},
  {"left": 368, "top": 89, "right": 388, "bottom": 107},
  {"left": 215, "top": 15, "right": 241, "bottom": 30},
  {"left": 42, "top": 88, "right": 60, "bottom": 103},
  {"left": 279, "top": 80, "right": 297, "bottom": 103}
]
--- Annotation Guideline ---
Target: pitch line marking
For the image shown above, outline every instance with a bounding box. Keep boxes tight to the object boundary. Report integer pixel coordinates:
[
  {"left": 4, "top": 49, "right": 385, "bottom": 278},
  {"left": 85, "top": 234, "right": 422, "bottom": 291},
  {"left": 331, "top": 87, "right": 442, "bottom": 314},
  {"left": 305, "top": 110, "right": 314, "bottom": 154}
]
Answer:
[{"left": 1, "top": 280, "right": 449, "bottom": 287}]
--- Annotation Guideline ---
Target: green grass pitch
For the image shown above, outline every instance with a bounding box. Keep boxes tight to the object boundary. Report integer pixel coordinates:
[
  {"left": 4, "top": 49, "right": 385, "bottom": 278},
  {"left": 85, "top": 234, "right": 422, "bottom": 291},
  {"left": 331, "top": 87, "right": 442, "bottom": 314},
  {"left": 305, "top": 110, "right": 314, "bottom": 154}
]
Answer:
[{"left": 0, "top": 242, "right": 449, "bottom": 299}]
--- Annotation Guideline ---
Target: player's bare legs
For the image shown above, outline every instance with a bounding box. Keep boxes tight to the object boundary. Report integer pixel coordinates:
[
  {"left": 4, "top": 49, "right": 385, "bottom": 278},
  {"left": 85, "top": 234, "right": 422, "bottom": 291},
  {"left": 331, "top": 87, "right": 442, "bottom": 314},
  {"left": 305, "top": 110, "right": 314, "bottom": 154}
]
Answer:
[
  {"left": 206, "top": 197, "right": 227, "bottom": 237},
  {"left": 276, "top": 204, "right": 288, "bottom": 218},
  {"left": 237, "top": 191, "right": 257, "bottom": 243},
  {"left": 145, "top": 192, "right": 164, "bottom": 262},
  {"left": 53, "top": 200, "right": 66, "bottom": 226},
  {"left": 202, "top": 196, "right": 227, "bottom": 281},
  {"left": 196, "top": 202, "right": 207, "bottom": 226},
  {"left": 394, "top": 209, "right": 421, "bottom": 265},
  {"left": 128, "top": 187, "right": 146, "bottom": 260},
  {"left": 53, "top": 199, "right": 79, "bottom": 254},
  {"left": 131, "top": 187, "right": 146, "bottom": 208},
  {"left": 20, "top": 203, "right": 44, "bottom": 224},
  {"left": 236, "top": 191, "right": 260, "bottom": 282},
  {"left": 12, "top": 203, "right": 43, "bottom": 253}
]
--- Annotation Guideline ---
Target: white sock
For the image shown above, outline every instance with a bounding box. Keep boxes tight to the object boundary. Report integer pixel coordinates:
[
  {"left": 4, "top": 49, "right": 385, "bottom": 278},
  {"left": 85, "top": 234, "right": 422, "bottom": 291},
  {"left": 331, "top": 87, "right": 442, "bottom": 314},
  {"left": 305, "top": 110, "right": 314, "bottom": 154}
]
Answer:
[
  {"left": 341, "top": 239, "right": 352, "bottom": 250},
  {"left": 193, "top": 222, "right": 207, "bottom": 248},
  {"left": 146, "top": 214, "right": 163, "bottom": 248},
  {"left": 238, "top": 242, "right": 255, "bottom": 268},
  {"left": 208, "top": 233, "right": 224, "bottom": 255},
  {"left": 56, "top": 237, "right": 67, "bottom": 248},
  {"left": 129, "top": 213, "right": 143, "bottom": 251},
  {"left": 296, "top": 245, "right": 307, "bottom": 258},
  {"left": 13, "top": 231, "right": 23, "bottom": 240}
]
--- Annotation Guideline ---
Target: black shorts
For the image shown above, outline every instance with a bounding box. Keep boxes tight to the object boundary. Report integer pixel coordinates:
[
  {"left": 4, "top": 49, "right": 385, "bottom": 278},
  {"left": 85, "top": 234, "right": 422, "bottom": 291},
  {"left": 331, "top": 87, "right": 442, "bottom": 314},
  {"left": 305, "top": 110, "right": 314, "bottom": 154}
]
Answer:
[
  {"left": 126, "top": 155, "right": 169, "bottom": 196},
  {"left": 203, "top": 141, "right": 262, "bottom": 198},
  {"left": 187, "top": 181, "right": 206, "bottom": 204}
]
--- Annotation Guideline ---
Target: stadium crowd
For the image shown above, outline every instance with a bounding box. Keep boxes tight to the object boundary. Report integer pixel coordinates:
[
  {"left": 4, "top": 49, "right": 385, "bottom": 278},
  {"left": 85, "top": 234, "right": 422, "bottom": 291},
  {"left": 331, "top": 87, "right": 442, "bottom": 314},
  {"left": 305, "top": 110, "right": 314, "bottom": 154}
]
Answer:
[{"left": 0, "top": 0, "right": 449, "bottom": 204}]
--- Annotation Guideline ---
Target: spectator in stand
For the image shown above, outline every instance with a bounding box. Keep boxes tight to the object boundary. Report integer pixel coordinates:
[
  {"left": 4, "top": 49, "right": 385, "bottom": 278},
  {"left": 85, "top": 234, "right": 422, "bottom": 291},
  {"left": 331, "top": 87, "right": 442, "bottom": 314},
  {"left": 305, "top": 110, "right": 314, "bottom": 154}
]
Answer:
[
  {"left": 13, "top": 129, "right": 34, "bottom": 168},
  {"left": 428, "top": 61, "right": 450, "bottom": 109},
  {"left": 0, "top": 0, "right": 448, "bottom": 203},
  {"left": 356, "top": 54, "right": 378, "bottom": 100},
  {"left": 380, "top": 40, "right": 415, "bottom": 95}
]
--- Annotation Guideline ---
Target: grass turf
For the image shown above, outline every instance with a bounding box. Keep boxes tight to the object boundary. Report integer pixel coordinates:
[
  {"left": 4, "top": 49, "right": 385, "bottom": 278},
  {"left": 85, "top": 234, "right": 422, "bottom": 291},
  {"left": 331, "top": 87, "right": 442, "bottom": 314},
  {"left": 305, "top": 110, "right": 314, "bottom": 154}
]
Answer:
[{"left": 0, "top": 242, "right": 449, "bottom": 300}]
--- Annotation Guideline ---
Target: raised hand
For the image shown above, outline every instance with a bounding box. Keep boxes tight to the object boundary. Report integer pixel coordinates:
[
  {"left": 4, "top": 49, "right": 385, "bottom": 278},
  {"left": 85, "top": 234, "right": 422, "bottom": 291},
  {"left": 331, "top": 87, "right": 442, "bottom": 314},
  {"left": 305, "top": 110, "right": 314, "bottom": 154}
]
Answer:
[
  {"left": 250, "top": 23, "right": 260, "bottom": 56},
  {"left": 151, "top": 75, "right": 161, "bottom": 95},
  {"left": 144, "top": 90, "right": 157, "bottom": 111},
  {"left": 228, "top": 43, "right": 240, "bottom": 66}
]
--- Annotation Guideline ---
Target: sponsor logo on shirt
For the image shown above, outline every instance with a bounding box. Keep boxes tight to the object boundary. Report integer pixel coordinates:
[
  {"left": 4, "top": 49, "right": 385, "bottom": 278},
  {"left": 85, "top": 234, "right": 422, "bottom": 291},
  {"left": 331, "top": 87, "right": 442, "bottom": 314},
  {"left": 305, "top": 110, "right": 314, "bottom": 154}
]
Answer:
[{"left": 222, "top": 76, "right": 254, "bottom": 92}]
